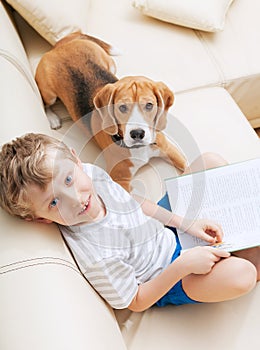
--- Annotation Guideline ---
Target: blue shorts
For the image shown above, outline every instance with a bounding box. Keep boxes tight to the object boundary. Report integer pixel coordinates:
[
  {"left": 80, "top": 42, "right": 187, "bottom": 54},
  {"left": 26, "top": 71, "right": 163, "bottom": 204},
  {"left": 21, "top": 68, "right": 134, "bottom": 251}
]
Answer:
[{"left": 155, "top": 194, "right": 200, "bottom": 307}]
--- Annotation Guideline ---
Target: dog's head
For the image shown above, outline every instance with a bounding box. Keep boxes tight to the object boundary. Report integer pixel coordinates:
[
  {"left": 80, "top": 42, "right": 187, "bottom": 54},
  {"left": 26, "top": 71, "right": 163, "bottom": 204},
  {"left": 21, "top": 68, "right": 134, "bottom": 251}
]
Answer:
[{"left": 93, "top": 76, "right": 174, "bottom": 148}]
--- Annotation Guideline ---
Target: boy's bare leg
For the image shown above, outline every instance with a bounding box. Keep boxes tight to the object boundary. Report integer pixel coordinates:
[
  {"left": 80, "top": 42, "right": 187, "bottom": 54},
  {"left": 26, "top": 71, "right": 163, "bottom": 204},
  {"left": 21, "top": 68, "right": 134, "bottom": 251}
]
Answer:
[
  {"left": 182, "top": 255, "right": 257, "bottom": 302},
  {"left": 232, "top": 247, "right": 260, "bottom": 280},
  {"left": 183, "top": 152, "right": 228, "bottom": 175}
]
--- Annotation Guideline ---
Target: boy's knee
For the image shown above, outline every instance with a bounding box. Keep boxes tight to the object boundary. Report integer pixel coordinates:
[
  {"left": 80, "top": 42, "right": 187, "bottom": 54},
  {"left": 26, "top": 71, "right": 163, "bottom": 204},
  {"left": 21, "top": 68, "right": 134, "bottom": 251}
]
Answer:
[
  {"left": 200, "top": 152, "right": 228, "bottom": 169},
  {"left": 232, "top": 259, "right": 257, "bottom": 294}
]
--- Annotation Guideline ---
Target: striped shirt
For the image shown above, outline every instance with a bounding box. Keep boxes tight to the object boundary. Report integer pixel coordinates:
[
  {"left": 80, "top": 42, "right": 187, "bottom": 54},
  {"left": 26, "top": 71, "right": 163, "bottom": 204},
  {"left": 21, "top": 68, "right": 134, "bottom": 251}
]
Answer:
[{"left": 60, "top": 163, "right": 177, "bottom": 309}]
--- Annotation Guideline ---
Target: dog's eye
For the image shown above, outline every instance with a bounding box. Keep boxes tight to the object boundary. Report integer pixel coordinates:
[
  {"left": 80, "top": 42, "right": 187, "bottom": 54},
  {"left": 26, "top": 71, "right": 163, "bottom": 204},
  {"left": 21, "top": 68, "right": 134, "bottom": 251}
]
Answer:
[
  {"left": 145, "top": 102, "right": 153, "bottom": 111},
  {"left": 119, "top": 104, "right": 128, "bottom": 113}
]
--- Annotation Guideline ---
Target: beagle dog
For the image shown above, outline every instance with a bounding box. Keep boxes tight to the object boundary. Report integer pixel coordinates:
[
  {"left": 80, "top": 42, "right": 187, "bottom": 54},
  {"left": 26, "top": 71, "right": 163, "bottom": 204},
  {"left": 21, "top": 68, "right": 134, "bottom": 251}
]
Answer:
[{"left": 35, "top": 33, "right": 186, "bottom": 192}]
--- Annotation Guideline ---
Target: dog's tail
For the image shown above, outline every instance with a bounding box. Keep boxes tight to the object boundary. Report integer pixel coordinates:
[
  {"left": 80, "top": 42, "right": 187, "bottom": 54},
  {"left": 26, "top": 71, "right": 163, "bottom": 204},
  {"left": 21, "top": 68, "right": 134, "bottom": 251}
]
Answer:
[
  {"left": 77, "top": 33, "right": 122, "bottom": 56},
  {"left": 108, "top": 45, "right": 123, "bottom": 56},
  {"left": 85, "top": 34, "right": 122, "bottom": 56}
]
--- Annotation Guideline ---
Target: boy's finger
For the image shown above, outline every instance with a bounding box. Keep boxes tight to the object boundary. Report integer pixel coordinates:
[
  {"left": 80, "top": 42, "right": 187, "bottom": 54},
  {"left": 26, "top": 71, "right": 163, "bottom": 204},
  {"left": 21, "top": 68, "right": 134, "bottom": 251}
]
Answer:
[
  {"left": 210, "top": 248, "right": 230, "bottom": 258},
  {"left": 206, "top": 223, "right": 224, "bottom": 241},
  {"left": 199, "top": 230, "right": 217, "bottom": 243}
]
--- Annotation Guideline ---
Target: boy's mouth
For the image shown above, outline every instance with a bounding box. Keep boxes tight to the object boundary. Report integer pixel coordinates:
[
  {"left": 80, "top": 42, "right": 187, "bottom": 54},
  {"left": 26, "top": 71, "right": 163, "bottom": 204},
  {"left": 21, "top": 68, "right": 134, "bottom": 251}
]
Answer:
[{"left": 79, "top": 196, "right": 90, "bottom": 215}]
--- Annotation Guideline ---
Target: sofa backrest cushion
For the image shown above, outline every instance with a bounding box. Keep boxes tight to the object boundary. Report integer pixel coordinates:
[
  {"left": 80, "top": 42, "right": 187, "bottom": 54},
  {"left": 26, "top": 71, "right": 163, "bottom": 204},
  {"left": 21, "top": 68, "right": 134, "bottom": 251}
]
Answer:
[
  {"left": 132, "top": 0, "right": 234, "bottom": 32},
  {"left": 6, "top": 0, "right": 90, "bottom": 45}
]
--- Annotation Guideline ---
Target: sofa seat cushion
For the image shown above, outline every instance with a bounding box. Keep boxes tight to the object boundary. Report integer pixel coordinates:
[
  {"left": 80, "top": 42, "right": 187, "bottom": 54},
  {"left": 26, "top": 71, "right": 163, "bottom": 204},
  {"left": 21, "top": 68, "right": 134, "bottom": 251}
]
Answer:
[{"left": 119, "top": 283, "right": 260, "bottom": 350}]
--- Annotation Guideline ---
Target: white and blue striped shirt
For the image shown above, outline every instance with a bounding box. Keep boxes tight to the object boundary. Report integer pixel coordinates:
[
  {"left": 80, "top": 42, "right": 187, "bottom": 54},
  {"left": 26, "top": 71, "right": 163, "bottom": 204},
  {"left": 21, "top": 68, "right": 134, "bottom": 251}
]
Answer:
[{"left": 60, "top": 164, "right": 177, "bottom": 309}]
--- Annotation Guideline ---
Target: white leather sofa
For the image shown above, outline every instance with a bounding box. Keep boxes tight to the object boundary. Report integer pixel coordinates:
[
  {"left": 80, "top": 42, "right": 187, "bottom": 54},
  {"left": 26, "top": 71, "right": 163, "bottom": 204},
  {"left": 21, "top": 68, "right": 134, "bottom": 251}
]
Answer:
[{"left": 0, "top": 1, "right": 259, "bottom": 349}]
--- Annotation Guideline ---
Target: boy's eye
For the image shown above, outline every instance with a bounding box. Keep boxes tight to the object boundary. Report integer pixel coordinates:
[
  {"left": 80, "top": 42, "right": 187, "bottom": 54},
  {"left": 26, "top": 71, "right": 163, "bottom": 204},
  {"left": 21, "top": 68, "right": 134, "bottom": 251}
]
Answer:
[
  {"left": 65, "top": 175, "right": 72, "bottom": 185},
  {"left": 50, "top": 198, "right": 58, "bottom": 208}
]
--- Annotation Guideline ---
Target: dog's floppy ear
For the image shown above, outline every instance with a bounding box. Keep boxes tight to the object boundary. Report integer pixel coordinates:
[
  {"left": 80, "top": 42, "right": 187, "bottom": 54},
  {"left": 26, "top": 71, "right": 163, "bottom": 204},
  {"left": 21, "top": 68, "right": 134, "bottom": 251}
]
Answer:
[
  {"left": 153, "top": 82, "right": 174, "bottom": 131},
  {"left": 93, "top": 84, "right": 118, "bottom": 135}
]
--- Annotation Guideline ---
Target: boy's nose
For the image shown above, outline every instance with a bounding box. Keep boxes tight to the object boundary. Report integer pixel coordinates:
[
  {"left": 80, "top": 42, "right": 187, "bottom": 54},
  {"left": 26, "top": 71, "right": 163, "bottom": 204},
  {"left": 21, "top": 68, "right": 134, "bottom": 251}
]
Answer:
[{"left": 64, "top": 188, "right": 81, "bottom": 206}]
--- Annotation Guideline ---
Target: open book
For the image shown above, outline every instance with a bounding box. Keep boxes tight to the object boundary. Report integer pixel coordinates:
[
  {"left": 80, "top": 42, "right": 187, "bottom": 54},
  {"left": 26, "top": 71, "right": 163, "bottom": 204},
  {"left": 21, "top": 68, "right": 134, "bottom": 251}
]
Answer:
[{"left": 165, "top": 158, "right": 260, "bottom": 252}]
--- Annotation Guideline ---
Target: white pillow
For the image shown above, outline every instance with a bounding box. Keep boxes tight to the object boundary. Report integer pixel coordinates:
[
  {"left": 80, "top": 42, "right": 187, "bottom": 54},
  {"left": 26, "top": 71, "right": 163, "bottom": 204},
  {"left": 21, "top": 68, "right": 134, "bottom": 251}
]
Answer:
[
  {"left": 132, "top": 0, "right": 234, "bottom": 32},
  {"left": 6, "top": 0, "right": 90, "bottom": 45}
]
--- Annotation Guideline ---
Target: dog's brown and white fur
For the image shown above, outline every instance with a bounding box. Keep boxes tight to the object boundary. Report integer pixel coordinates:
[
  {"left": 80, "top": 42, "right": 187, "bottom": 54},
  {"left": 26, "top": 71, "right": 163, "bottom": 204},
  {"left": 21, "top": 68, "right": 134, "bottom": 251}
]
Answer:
[{"left": 35, "top": 32, "right": 186, "bottom": 192}]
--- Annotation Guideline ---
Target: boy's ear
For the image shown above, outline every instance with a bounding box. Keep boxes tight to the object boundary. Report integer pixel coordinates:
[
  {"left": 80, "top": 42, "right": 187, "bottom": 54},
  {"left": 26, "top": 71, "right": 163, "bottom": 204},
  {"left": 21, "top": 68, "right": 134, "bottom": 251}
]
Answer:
[
  {"left": 35, "top": 218, "right": 53, "bottom": 224},
  {"left": 25, "top": 217, "right": 53, "bottom": 224}
]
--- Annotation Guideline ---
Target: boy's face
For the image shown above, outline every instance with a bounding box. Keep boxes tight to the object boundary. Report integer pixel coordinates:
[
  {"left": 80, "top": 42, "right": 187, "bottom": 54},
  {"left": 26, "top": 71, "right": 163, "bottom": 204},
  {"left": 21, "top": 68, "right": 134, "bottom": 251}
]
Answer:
[{"left": 27, "top": 150, "right": 105, "bottom": 226}]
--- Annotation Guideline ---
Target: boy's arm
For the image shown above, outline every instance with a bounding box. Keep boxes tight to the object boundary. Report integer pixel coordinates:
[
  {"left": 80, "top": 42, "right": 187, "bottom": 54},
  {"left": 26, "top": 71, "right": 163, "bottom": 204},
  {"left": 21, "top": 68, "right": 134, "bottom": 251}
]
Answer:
[
  {"left": 128, "top": 245, "right": 230, "bottom": 312},
  {"left": 133, "top": 195, "right": 223, "bottom": 244},
  {"left": 128, "top": 254, "right": 187, "bottom": 312},
  {"left": 133, "top": 194, "right": 183, "bottom": 227}
]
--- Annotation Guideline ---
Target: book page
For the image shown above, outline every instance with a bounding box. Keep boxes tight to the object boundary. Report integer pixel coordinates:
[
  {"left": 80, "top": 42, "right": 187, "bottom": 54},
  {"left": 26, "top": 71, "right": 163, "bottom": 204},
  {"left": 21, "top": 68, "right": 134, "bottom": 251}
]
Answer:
[{"left": 165, "top": 159, "right": 260, "bottom": 252}]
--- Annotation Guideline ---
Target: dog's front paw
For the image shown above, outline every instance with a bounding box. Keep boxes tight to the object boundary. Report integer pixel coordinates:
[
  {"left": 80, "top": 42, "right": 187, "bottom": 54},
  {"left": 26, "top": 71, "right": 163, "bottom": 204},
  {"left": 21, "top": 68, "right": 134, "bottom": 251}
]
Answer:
[
  {"left": 179, "top": 159, "right": 188, "bottom": 173},
  {"left": 174, "top": 155, "right": 187, "bottom": 173},
  {"left": 45, "top": 106, "right": 62, "bottom": 129}
]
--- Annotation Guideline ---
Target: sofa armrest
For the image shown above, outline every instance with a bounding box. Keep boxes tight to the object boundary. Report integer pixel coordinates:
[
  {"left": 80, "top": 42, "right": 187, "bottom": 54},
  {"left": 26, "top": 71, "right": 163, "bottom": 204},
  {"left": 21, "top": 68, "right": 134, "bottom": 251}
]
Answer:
[{"left": 0, "top": 211, "right": 127, "bottom": 350}]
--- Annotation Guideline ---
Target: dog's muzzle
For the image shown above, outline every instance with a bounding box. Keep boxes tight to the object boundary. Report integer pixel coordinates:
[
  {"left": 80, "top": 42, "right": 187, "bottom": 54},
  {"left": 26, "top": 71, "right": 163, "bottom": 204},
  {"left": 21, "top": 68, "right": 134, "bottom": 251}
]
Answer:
[
  {"left": 130, "top": 128, "right": 145, "bottom": 141},
  {"left": 111, "top": 133, "right": 156, "bottom": 149}
]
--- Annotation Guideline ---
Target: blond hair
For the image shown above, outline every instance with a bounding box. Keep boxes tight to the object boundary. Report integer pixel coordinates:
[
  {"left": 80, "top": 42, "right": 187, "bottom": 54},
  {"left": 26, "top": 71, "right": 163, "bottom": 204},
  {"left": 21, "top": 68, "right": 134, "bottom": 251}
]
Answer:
[{"left": 0, "top": 133, "right": 77, "bottom": 219}]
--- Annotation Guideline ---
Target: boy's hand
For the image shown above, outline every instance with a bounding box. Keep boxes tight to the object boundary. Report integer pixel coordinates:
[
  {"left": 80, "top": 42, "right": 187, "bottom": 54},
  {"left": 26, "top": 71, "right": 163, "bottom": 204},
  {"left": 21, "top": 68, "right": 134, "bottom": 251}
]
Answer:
[
  {"left": 180, "top": 246, "right": 230, "bottom": 275},
  {"left": 182, "top": 219, "right": 224, "bottom": 244}
]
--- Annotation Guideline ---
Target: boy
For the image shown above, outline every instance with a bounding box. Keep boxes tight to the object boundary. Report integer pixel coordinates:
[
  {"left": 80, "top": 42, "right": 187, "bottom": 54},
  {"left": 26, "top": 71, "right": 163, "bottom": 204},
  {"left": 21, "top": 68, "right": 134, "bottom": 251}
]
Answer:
[{"left": 0, "top": 133, "right": 259, "bottom": 312}]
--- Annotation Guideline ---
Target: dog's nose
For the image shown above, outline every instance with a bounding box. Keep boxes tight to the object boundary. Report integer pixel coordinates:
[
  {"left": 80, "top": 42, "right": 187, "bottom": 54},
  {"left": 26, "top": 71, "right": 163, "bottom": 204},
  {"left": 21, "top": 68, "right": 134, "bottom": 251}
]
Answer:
[{"left": 130, "top": 129, "right": 145, "bottom": 140}]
